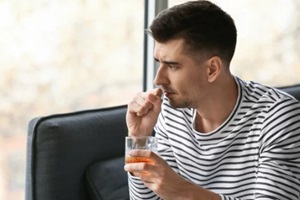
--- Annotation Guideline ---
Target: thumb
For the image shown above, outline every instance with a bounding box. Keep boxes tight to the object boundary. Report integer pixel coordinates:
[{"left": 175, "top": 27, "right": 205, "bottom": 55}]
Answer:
[
  {"left": 147, "top": 88, "right": 162, "bottom": 112},
  {"left": 152, "top": 88, "right": 163, "bottom": 98},
  {"left": 147, "top": 88, "right": 163, "bottom": 103}
]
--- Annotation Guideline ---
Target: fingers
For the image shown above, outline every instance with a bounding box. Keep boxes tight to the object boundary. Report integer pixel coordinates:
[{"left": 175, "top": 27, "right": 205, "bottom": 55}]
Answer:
[
  {"left": 124, "top": 151, "right": 160, "bottom": 185},
  {"left": 124, "top": 160, "right": 157, "bottom": 178},
  {"left": 124, "top": 161, "right": 155, "bottom": 172},
  {"left": 132, "top": 92, "right": 153, "bottom": 116},
  {"left": 147, "top": 88, "right": 163, "bottom": 103},
  {"left": 128, "top": 89, "right": 162, "bottom": 116}
]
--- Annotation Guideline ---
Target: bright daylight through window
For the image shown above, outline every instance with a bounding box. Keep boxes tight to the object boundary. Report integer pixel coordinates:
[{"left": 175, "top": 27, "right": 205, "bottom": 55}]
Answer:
[{"left": 0, "top": 1, "right": 143, "bottom": 199}]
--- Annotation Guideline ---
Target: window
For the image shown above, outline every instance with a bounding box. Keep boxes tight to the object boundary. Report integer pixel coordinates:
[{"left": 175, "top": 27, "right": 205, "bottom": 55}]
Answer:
[{"left": 0, "top": 1, "right": 144, "bottom": 199}]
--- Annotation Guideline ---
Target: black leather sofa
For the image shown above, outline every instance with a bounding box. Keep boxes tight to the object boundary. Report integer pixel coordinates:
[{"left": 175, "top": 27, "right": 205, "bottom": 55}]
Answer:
[
  {"left": 25, "top": 85, "right": 300, "bottom": 200},
  {"left": 25, "top": 105, "right": 129, "bottom": 200}
]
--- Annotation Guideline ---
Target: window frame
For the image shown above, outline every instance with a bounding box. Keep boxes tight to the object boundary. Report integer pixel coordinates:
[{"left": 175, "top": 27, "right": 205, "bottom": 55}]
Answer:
[{"left": 143, "top": 0, "right": 168, "bottom": 91}]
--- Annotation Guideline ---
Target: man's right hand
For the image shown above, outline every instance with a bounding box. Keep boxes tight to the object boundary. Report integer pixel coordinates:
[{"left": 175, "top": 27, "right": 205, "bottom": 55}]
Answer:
[{"left": 126, "top": 88, "right": 163, "bottom": 137}]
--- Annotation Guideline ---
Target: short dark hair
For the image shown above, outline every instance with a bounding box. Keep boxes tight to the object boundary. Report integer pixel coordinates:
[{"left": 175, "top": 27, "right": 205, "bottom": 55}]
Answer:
[{"left": 148, "top": 0, "right": 237, "bottom": 64}]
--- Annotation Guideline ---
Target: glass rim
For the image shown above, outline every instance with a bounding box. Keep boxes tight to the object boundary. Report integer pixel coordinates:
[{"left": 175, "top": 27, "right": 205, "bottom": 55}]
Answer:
[{"left": 125, "top": 136, "right": 156, "bottom": 139}]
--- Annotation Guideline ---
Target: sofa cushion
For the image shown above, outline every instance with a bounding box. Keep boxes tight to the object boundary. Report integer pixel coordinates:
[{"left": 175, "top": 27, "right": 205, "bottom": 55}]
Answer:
[{"left": 85, "top": 156, "right": 129, "bottom": 200}]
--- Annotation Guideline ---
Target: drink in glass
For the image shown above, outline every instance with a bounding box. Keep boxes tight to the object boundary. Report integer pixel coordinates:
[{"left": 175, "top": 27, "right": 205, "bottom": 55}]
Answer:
[{"left": 125, "top": 136, "right": 157, "bottom": 164}]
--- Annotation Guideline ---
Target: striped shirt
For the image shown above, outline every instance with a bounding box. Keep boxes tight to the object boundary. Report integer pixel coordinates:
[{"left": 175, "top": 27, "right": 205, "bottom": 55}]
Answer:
[{"left": 128, "top": 77, "right": 300, "bottom": 200}]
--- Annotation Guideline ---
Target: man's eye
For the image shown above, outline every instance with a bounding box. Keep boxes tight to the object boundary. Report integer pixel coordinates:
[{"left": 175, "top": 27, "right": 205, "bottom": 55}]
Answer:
[{"left": 168, "top": 64, "right": 176, "bottom": 69}]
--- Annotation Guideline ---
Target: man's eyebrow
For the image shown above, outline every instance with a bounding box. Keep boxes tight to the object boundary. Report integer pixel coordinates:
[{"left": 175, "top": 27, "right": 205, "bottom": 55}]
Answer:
[{"left": 154, "top": 57, "right": 181, "bottom": 65}]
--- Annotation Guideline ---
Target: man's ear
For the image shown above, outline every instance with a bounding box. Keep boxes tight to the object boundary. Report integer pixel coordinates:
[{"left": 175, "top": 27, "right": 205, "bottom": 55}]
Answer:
[{"left": 206, "top": 56, "right": 222, "bottom": 82}]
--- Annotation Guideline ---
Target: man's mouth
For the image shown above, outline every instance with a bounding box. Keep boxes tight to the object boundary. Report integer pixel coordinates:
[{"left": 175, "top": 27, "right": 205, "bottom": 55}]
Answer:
[
  {"left": 164, "top": 91, "right": 175, "bottom": 97},
  {"left": 161, "top": 86, "right": 175, "bottom": 97}
]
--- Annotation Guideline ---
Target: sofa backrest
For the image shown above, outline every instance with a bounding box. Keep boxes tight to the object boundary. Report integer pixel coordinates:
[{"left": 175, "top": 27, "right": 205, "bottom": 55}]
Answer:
[
  {"left": 25, "top": 105, "right": 128, "bottom": 200},
  {"left": 279, "top": 84, "right": 300, "bottom": 101}
]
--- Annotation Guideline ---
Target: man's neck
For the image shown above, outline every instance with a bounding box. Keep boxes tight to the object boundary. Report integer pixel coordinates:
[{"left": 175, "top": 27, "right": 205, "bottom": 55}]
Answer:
[{"left": 195, "top": 75, "right": 238, "bottom": 133}]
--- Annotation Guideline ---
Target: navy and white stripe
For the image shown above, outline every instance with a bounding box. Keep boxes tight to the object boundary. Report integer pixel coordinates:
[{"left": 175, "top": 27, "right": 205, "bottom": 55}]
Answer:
[{"left": 128, "top": 77, "right": 300, "bottom": 200}]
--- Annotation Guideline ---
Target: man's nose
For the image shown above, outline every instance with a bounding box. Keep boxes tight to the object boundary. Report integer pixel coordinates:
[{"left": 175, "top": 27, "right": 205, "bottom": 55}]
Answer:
[{"left": 153, "top": 66, "right": 168, "bottom": 86}]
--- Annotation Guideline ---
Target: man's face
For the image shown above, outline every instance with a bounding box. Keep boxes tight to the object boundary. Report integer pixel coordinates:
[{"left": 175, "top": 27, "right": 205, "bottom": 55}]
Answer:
[{"left": 153, "top": 39, "right": 210, "bottom": 108}]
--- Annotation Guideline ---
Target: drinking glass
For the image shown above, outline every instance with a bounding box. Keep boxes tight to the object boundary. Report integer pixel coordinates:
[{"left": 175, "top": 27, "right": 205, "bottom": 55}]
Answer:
[{"left": 125, "top": 136, "right": 157, "bottom": 164}]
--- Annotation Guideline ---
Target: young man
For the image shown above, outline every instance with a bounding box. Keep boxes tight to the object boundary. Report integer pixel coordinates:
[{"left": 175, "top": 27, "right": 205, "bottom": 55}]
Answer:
[{"left": 124, "top": 1, "right": 300, "bottom": 199}]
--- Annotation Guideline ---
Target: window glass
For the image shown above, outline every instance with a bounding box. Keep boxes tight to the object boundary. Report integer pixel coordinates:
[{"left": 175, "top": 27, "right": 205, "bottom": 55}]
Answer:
[
  {"left": 0, "top": 1, "right": 144, "bottom": 199},
  {"left": 169, "top": 0, "right": 300, "bottom": 87}
]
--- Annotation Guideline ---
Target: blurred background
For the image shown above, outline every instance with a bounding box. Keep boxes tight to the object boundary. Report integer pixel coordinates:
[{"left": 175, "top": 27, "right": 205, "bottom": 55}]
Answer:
[{"left": 0, "top": 0, "right": 299, "bottom": 199}]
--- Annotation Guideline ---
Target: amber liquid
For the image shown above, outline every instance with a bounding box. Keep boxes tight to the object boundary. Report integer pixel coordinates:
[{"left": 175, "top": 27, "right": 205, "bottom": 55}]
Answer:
[{"left": 125, "top": 156, "right": 154, "bottom": 164}]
